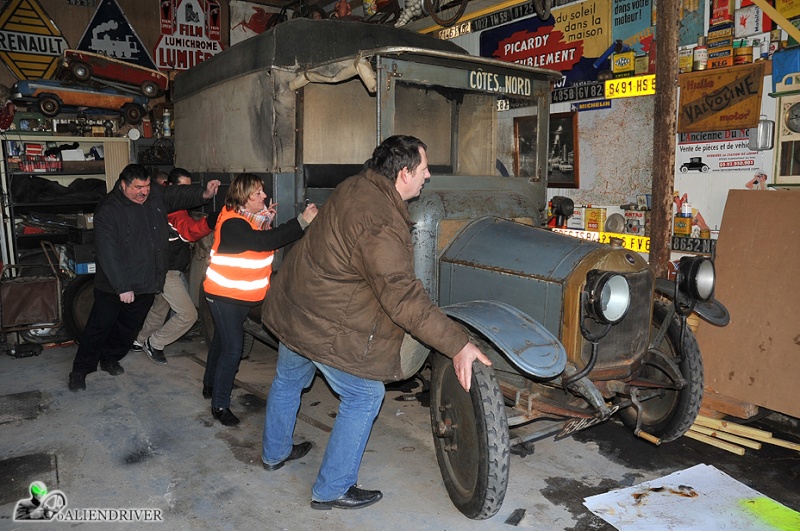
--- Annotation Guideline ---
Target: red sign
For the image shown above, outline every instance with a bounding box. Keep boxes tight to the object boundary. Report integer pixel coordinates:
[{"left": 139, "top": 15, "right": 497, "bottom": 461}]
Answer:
[
  {"left": 154, "top": 0, "right": 222, "bottom": 71},
  {"left": 491, "top": 28, "right": 583, "bottom": 72}
]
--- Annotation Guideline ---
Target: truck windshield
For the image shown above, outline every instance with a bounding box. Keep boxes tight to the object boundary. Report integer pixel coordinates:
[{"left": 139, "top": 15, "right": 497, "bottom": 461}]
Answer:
[{"left": 393, "top": 80, "right": 542, "bottom": 180}]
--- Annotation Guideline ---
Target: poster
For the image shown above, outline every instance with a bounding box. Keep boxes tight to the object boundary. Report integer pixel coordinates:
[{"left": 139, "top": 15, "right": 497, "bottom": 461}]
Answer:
[
  {"left": 76, "top": 0, "right": 156, "bottom": 69},
  {"left": 676, "top": 129, "right": 764, "bottom": 178},
  {"left": 679, "top": 0, "right": 705, "bottom": 47},
  {"left": 230, "top": 0, "right": 281, "bottom": 45},
  {"left": 480, "top": 0, "right": 612, "bottom": 103},
  {"left": 611, "top": 0, "right": 655, "bottom": 54},
  {"left": 154, "top": 0, "right": 223, "bottom": 70}
]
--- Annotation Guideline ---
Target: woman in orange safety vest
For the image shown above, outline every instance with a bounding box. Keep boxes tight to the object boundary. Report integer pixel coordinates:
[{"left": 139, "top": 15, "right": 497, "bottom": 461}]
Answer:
[{"left": 203, "top": 173, "right": 318, "bottom": 426}]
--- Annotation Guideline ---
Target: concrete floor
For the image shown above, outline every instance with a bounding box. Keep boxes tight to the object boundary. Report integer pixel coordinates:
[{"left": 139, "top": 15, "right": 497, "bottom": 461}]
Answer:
[{"left": 1, "top": 336, "right": 799, "bottom": 530}]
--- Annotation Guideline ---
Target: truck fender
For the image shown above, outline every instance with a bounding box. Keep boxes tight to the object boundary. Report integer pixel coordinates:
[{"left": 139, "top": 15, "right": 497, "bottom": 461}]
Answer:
[
  {"left": 654, "top": 278, "right": 730, "bottom": 327},
  {"left": 441, "top": 300, "right": 567, "bottom": 379}
]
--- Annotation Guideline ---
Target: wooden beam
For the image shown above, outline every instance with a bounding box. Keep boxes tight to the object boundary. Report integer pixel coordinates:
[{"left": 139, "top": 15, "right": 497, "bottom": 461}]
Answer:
[
  {"left": 685, "top": 429, "right": 746, "bottom": 455},
  {"left": 694, "top": 415, "right": 773, "bottom": 439},
  {"left": 701, "top": 390, "right": 760, "bottom": 419},
  {"left": 650, "top": 0, "right": 681, "bottom": 277},
  {"left": 690, "top": 424, "right": 763, "bottom": 450}
]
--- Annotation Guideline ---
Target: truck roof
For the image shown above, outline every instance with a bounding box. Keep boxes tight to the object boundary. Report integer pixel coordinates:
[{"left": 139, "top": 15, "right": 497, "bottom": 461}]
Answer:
[{"left": 174, "top": 19, "right": 559, "bottom": 101}]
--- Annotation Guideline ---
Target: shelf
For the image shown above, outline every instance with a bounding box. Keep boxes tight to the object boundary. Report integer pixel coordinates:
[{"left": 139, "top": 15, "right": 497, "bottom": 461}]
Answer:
[
  {"left": 8, "top": 171, "right": 105, "bottom": 177},
  {"left": 13, "top": 201, "right": 99, "bottom": 208}
]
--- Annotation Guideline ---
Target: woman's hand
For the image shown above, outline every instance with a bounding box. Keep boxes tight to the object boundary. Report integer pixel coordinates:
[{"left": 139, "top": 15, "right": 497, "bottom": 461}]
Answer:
[{"left": 301, "top": 203, "right": 319, "bottom": 223}]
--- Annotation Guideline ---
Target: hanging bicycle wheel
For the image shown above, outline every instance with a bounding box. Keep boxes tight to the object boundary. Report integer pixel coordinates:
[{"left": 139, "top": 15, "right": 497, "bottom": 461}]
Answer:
[{"left": 424, "top": 0, "right": 468, "bottom": 27}]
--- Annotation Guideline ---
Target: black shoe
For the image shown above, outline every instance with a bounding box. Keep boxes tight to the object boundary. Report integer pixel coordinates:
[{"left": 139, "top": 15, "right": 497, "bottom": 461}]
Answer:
[
  {"left": 143, "top": 338, "right": 168, "bottom": 365},
  {"left": 211, "top": 407, "right": 240, "bottom": 426},
  {"left": 311, "top": 486, "right": 383, "bottom": 510},
  {"left": 202, "top": 385, "right": 213, "bottom": 400},
  {"left": 262, "top": 442, "right": 312, "bottom": 471},
  {"left": 68, "top": 372, "right": 86, "bottom": 391},
  {"left": 99, "top": 359, "right": 124, "bottom": 376}
]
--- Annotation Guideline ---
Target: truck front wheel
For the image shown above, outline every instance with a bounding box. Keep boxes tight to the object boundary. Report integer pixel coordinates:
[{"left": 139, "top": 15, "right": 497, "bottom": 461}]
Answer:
[
  {"left": 429, "top": 350, "right": 510, "bottom": 520},
  {"left": 618, "top": 300, "right": 704, "bottom": 442}
]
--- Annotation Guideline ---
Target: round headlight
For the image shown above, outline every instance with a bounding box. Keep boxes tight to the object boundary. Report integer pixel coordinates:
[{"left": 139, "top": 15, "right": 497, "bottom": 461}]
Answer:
[
  {"left": 585, "top": 271, "right": 630, "bottom": 324},
  {"left": 678, "top": 256, "right": 715, "bottom": 301}
]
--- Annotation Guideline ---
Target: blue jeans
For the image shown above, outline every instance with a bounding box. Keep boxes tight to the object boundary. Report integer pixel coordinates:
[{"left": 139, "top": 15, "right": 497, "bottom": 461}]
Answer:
[
  {"left": 203, "top": 297, "right": 250, "bottom": 409},
  {"left": 262, "top": 343, "right": 385, "bottom": 502}
]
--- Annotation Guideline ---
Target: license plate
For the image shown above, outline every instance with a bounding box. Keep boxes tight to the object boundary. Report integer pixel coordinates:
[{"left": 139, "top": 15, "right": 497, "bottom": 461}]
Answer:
[{"left": 556, "top": 405, "right": 619, "bottom": 439}]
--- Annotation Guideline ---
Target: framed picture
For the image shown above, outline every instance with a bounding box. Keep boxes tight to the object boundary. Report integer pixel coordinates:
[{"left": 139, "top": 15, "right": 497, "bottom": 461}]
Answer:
[
  {"left": 513, "top": 115, "right": 539, "bottom": 180},
  {"left": 547, "top": 112, "right": 579, "bottom": 188}
]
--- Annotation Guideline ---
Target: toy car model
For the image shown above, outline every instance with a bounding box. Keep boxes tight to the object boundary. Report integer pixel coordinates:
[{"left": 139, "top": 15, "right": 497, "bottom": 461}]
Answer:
[
  {"left": 10, "top": 79, "right": 148, "bottom": 124},
  {"left": 680, "top": 156, "right": 710, "bottom": 173},
  {"left": 59, "top": 49, "right": 168, "bottom": 98}
]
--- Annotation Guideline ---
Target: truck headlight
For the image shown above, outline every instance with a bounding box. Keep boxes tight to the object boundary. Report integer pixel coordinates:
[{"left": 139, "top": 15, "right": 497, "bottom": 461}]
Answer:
[
  {"left": 678, "top": 256, "right": 715, "bottom": 301},
  {"left": 584, "top": 270, "right": 630, "bottom": 324}
]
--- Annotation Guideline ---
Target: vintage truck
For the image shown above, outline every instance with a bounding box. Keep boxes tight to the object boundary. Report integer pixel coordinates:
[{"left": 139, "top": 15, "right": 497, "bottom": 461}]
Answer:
[{"left": 172, "top": 19, "right": 727, "bottom": 520}]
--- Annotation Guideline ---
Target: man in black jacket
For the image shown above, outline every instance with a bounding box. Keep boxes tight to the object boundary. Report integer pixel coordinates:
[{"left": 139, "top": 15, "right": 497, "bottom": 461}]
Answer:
[{"left": 68, "top": 164, "right": 220, "bottom": 391}]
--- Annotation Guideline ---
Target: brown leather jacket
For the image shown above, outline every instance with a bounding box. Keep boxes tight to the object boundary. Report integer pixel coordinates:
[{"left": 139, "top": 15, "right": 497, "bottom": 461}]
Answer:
[{"left": 262, "top": 169, "right": 468, "bottom": 381}]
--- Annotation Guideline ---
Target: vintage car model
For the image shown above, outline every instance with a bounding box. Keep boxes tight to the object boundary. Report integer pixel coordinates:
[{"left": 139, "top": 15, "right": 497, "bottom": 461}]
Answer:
[
  {"left": 59, "top": 49, "right": 168, "bottom": 98},
  {"left": 72, "top": 20, "right": 729, "bottom": 520},
  {"left": 10, "top": 79, "right": 148, "bottom": 124}
]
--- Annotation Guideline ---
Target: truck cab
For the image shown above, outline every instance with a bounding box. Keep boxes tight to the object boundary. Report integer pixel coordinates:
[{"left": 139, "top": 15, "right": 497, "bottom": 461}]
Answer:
[{"left": 173, "top": 19, "right": 726, "bottom": 521}]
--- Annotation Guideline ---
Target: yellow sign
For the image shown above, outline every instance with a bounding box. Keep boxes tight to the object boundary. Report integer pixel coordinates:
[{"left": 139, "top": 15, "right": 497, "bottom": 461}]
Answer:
[
  {"left": 0, "top": 0, "right": 68, "bottom": 80},
  {"left": 553, "top": 228, "right": 651, "bottom": 253},
  {"left": 604, "top": 75, "right": 656, "bottom": 99}
]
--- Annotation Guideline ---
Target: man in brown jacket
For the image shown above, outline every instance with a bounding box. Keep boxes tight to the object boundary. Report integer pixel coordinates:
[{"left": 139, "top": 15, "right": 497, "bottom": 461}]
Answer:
[{"left": 260, "top": 135, "right": 491, "bottom": 510}]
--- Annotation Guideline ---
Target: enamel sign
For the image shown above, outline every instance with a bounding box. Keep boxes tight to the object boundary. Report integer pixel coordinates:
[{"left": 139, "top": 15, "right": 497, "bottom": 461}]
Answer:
[
  {"left": 154, "top": 0, "right": 222, "bottom": 71},
  {"left": 0, "top": 0, "right": 68, "bottom": 80},
  {"left": 76, "top": 0, "right": 157, "bottom": 70}
]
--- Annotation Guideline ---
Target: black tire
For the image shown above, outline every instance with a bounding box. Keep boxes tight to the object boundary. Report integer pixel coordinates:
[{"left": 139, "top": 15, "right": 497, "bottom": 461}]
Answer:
[
  {"left": 62, "top": 275, "right": 95, "bottom": 342},
  {"left": 701, "top": 165, "right": 710, "bottom": 173},
  {"left": 198, "top": 287, "right": 254, "bottom": 358},
  {"left": 71, "top": 61, "right": 91, "bottom": 81},
  {"left": 429, "top": 351, "right": 509, "bottom": 519},
  {"left": 618, "top": 300, "right": 703, "bottom": 442},
  {"left": 680, "top": 166, "right": 688, "bottom": 173},
  {"left": 38, "top": 95, "right": 61, "bottom": 117},
  {"left": 424, "top": 0, "right": 468, "bottom": 27},
  {"left": 122, "top": 104, "right": 144, "bottom": 125},
  {"left": 140, "top": 80, "right": 160, "bottom": 98}
]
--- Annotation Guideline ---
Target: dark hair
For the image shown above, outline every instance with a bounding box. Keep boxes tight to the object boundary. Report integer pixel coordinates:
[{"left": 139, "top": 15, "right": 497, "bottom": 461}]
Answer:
[
  {"left": 367, "top": 135, "right": 427, "bottom": 181},
  {"left": 225, "top": 173, "right": 264, "bottom": 211},
  {"left": 119, "top": 164, "right": 150, "bottom": 185},
  {"left": 168, "top": 167, "right": 191, "bottom": 185}
]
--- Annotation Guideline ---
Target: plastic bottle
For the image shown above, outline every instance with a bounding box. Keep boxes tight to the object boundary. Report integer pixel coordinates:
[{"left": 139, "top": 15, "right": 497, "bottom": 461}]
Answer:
[{"left": 163, "top": 109, "right": 171, "bottom": 137}]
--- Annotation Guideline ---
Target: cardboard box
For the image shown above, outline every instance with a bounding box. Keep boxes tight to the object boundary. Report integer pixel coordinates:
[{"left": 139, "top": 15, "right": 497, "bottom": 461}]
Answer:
[
  {"left": 711, "top": 0, "right": 734, "bottom": 25},
  {"left": 585, "top": 208, "right": 606, "bottom": 232},
  {"left": 76, "top": 214, "right": 94, "bottom": 229},
  {"left": 65, "top": 243, "right": 96, "bottom": 264},
  {"left": 624, "top": 211, "right": 650, "bottom": 236},
  {"left": 734, "top": 5, "right": 768, "bottom": 38},
  {"left": 708, "top": 22, "right": 735, "bottom": 40},
  {"left": 612, "top": 51, "right": 635, "bottom": 77},
  {"left": 567, "top": 207, "right": 584, "bottom": 229},
  {"left": 68, "top": 259, "right": 96, "bottom": 275},
  {"left": 68, "top": 227, "right": 95, "bottom": 244}
]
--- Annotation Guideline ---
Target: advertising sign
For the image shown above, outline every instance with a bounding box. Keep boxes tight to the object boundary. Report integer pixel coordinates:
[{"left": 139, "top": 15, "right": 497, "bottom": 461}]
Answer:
[
  {"left": 676, "top": 129, "right": 763, "bottom": 177},
  {"left": 154, "top": 0, "right": 223, "bottom": 71},
  {"left": 76, "top": 0, "right": 156, "bottom": 70},
  {"left": 0, "top": 0, "right": 68, "bottom": 80},
  {"left": 611, "top": 0, "right": 655, "bottom": 54},
  {"left": 480, "top": 0, "right": 612, "bottom": 104}
]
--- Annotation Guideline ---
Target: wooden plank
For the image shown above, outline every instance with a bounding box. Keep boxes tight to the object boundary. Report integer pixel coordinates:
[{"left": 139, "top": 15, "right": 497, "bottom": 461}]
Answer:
[
  {"left": 685, "top": 430, "right": 746, "bottom": 455},
  {"left": 695, "top": 415, "right": 773, "bottom": 439},
  {"left": 701, "top": 390, "right": 760, "bottom": 419},
  {"left": 690, "top": 425, "right": 762, "bottom": 450},
  {"left": 759, "top": 436, "right": 800, "bottom": 452}
]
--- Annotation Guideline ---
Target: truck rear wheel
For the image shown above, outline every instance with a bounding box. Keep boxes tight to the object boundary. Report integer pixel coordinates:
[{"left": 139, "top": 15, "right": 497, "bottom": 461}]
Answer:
[
  {"left": 619, "top": 300, "right": 703, "bottom": 442},
  {"left": 430, "top": 351, "right": 509, "bottom": 519}
]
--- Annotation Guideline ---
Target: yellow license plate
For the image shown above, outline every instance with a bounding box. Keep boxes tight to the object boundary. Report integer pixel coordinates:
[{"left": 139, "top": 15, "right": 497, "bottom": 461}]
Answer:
[{"left": 605, "top": 75, "right": 656, "bottom": 99}]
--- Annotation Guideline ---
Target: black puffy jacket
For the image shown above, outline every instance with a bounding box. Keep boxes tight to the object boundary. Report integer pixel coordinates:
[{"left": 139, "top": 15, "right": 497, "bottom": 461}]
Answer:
[{"left": 93, "top": 180, "right": 208, "bottom": 295}]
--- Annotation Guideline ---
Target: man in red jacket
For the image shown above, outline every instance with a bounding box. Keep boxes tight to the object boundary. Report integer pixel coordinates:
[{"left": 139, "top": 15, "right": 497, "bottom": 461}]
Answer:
[{"left": 135, "top": 168, "right": 217, "bottom": 364}]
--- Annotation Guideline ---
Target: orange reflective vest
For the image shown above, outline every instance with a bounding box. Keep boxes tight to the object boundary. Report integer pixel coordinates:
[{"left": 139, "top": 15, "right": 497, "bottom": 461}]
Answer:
[{"left": 203, "top": 207, "right": 274, "bottom": 302}]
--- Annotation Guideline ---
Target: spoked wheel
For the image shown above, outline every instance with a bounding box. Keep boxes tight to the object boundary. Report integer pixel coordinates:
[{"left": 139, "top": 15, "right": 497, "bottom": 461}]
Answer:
[
  {"left": 424, "top": 0, "right": 468, "bottom": 27},
  {"left": 62, "top": 275, "right": 95, "bottom": 342},
  {"left": 429, "top": 351, "right": 509, "bottom": 519},
  {"left": 618, "top": 300, "right": 703, "bottom": 442}
]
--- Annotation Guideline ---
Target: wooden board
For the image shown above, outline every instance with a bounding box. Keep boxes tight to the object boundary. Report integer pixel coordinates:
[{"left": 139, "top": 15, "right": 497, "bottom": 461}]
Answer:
[{"left": 695, "top": 190, "right": 800, "bottom": 418}]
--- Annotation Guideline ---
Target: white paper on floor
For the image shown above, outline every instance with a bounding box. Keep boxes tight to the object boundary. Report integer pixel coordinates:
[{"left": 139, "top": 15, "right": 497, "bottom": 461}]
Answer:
[{"left": 583, "top": 463, "right": 800, "bottom": 531}]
